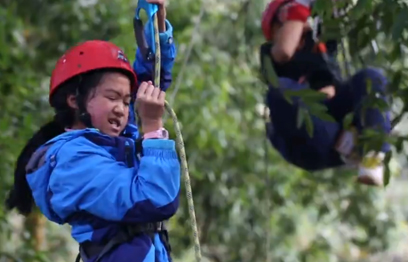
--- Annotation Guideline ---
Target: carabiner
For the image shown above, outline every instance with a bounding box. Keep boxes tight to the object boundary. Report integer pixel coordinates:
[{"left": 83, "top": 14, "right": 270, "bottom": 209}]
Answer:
[{"left": 133, "top": 0, "right": 159, "bottom": 61}]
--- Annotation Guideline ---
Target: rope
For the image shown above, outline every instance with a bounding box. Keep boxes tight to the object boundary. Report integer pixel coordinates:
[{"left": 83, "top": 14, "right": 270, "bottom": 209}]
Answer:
[{"left": 151, "top": 12, "right": 202, "bottom": 262}]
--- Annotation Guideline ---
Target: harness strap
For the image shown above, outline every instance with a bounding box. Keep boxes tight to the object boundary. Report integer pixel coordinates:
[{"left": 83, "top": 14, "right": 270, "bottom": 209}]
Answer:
[{"left": 75, "top": 222, "right": 168, "bottom": 262}]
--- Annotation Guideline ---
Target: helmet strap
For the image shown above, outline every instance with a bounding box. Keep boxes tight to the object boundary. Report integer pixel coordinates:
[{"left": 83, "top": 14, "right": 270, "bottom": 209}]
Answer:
[{"left": 75, "top": 83, "right": 93, "bottom": 128}]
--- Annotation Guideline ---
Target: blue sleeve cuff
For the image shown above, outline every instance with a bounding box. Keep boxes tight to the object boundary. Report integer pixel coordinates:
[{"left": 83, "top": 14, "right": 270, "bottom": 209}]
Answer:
[
  {"left": 144, "top": 19, "right": 174, "bottom": 48},
  {"left": 159, "top": 20, "right": 174, "bottom": 47},
  {"left": 142, "top": 139, "right": 175, "bottom": 150},
  {"left": 142, "top": 139, "right": 177, "bottom": 159}
]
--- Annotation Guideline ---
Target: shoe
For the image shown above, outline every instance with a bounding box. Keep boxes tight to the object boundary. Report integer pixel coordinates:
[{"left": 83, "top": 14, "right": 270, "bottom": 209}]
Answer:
[{"left": 357, "top": 151, "right": 385, "bottom": 186}]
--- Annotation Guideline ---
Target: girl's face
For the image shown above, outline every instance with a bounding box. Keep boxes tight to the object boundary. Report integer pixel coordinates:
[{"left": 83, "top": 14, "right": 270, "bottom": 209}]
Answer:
[{"left": 85, "top": 72, "right": 131, "bottom": 136}]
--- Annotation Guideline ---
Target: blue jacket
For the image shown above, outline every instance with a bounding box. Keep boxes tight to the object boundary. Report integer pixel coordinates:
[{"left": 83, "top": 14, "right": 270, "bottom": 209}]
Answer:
[{"left": 26, "top": 20, "right": 180, "bottom": 262}]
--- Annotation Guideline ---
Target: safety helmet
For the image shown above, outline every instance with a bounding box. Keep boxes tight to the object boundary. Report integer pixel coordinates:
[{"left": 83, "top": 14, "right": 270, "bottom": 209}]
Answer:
[
  {"left": 49, "top": 40, "right": 137, "bottom": 103},
  {"left": 261, "top": 0, "right": 291, "bottom": 41}
]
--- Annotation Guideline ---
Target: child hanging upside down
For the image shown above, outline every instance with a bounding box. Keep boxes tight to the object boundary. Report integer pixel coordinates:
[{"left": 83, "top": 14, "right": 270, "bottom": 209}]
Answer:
[
  {"left": 260, "top": 0, "right": 391, "bottom": 186},
  {"left": 6, "top": 1, "right": 181, "bottom": 261}
]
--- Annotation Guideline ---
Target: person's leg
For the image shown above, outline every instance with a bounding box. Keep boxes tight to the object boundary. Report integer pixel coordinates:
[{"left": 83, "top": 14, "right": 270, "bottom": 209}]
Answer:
[
  {"left": 325, "top": 82, "right": 354, "bottom": 122},
  {"left": 266, "top": 77, "right": 343, "bottom": 171},
  {"left": 351, "top": 68, "right": 391, "bottom": 185},
  {"left": 331, "top": 67, "right": 391, "bottom": 185},
  {"left": 350, "top": 67, "right": 391, "bottom": 151},
  {"left": 324, "top": 81, "right": 357, "bottom": 163}
]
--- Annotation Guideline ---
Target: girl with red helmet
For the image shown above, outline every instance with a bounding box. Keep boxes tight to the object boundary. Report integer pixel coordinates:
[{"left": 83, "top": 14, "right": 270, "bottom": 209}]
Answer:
[
  {"left": 6, "top": 1, "right": 180, "bottom": 261},
  {"left": 260, "top": 0, "right": 391, "bottom": 186}
]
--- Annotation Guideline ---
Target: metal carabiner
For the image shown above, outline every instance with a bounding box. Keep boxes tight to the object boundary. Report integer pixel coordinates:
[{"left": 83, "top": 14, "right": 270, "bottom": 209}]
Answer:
[{"left": 133, "top": 0, "right": 159, "bottom": 61}]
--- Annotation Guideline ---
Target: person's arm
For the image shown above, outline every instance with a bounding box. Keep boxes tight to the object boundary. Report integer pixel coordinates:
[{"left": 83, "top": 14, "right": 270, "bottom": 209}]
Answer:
[
  {"left": 271, "top": 0, "right": 313, "bottom": 63},
  {"left": 48, "top": 136, "right": 180, "bottom": 223},
  {"left": 272, "top": 21, "right": 306, "bottom": 63},
  {"left": 133, "top": 19, "right": 176, "bottom": 91}
]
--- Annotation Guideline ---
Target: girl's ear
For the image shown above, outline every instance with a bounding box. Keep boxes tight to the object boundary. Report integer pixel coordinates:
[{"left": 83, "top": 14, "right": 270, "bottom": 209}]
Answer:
[{"left": 66, "top": 94, "right": 78, "bottom": 109}]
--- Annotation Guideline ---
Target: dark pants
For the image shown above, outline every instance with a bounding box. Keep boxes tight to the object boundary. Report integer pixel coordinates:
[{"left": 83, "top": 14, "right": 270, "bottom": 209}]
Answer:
[{"left": 266, "top": 67, "right": 391, "bottom": 171}]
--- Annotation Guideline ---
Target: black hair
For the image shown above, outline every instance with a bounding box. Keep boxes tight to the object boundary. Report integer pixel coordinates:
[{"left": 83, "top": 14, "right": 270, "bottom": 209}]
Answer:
[{"left": 5, "top": 68, "right": 134, "bottom": 215}]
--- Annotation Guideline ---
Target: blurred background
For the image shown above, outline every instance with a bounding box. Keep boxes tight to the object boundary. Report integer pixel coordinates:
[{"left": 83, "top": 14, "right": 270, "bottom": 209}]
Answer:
[{"left": 1, "top": 0, "right": 408, "bottom": 261}]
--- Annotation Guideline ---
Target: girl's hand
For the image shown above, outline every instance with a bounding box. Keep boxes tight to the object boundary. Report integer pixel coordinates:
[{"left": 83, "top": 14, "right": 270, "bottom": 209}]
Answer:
[
  {"left": 136, "top": 81, "right": 165, "bottom": 132},
  {"left": 319, "top": 85, "right": 336, "bottom": 99},
  {"left": 146, "top": 0, "right": 166, "bottom": 32}
]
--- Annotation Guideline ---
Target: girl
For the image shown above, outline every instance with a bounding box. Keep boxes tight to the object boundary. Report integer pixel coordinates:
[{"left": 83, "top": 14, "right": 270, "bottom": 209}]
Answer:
[
  {"left": 260, "top": 0, "right": 391, "bottom": 186},
  {"left": 6, "top": 1, "right": 180, "bottom": 261}
]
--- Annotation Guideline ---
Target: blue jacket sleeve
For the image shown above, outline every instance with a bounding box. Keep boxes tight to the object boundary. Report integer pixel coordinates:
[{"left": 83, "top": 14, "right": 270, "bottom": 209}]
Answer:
[
  {"left": 133, "top": 19, "right": 176, "bottom": 91},
  {"left": 48, "top": 137, "right": 180, "bottom": 223}
]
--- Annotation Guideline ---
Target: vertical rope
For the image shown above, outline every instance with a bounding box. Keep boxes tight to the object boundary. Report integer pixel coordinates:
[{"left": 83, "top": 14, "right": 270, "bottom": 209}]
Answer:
[{"left": 152, "top": 12, "right": 202, "bottom": 262}]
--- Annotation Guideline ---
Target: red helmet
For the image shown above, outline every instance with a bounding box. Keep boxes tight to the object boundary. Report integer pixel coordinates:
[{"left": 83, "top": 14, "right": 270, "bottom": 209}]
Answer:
[
  {"left": 261, "top": 0, "right": 291, "bottom": 41},
  {"left": 49, "top": 40, "right": 137, "bottom": 102}
]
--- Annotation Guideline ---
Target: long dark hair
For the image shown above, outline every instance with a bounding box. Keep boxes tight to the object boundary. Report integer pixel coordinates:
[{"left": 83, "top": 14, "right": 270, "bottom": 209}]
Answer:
[{"left": 5, "top": 68, "right": 133, "bottom": 215}]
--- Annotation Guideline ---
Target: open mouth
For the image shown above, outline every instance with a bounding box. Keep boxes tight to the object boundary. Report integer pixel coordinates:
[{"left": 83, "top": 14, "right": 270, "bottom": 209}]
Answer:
[{"left": 108, "top": 119, "right": 121, "bottom": 129}]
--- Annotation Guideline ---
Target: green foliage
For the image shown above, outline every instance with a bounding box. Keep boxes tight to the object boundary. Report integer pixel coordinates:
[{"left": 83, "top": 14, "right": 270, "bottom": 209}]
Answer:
[{"left": 0, "top": 0, "right": 408, "bottom": 262}]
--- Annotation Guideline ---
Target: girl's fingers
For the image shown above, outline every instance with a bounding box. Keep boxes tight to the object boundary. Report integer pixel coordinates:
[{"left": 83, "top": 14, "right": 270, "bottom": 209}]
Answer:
[
  {"left": 144, "top": 84, "right": 155, "bottom": 97},
  {"left": 152, "top": 86, "right": 161, "bottom": 99},
  {"left": 137, "top": 82, "right": 148, "bottom": 97},
  {"left": 158, "top": 90, "right": 166, "bottom": 103}
]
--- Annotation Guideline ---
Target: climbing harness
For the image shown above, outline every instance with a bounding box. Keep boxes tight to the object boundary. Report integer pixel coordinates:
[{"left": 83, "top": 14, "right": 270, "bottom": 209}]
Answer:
[
  {"left": 76, "top": 223, "right": 170, "bottom": 262},
  {"left": 134, "top": 1, "right": 202, "bottom": 261}
]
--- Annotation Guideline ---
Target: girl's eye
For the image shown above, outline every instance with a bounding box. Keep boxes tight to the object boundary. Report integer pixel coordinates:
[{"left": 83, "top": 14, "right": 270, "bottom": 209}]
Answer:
[
  {"left": 124, "top": 101, "right": 130, "bottom": 107},
  {"left": 107, "top": 97, "right": 116, "bottom": 101}
]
